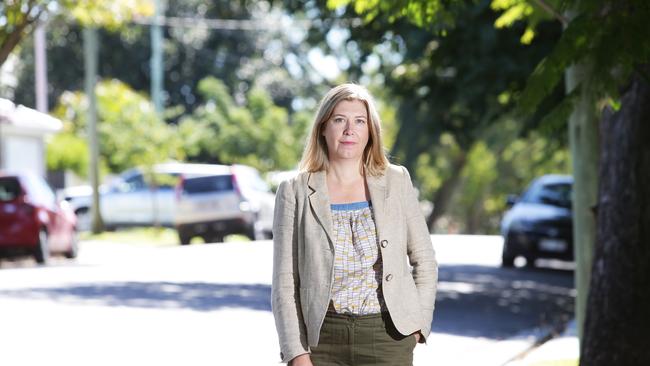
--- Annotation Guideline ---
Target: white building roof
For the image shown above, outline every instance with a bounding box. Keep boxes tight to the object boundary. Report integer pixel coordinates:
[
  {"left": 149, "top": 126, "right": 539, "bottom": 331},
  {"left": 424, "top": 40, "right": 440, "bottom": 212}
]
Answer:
[{"left": 0, "top": 98, "right": 62, "bottom": 133}]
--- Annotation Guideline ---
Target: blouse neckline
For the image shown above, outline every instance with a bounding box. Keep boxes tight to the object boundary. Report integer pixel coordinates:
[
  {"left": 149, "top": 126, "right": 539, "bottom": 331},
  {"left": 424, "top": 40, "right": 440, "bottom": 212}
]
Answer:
[{"left": 330, "top": 201, "right": 372, "bottom": 211}]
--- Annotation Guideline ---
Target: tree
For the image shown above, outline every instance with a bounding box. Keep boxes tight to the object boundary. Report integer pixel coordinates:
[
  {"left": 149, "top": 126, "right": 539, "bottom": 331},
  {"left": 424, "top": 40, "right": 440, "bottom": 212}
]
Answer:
[
  {"left": 581, "top": 66, "right": 650, "bottom": 365},
  {"left": 0, "top": 0, "right": 153, "bottom": 67},
  {"left": 295, "top": 0, "right": 562, "bottom": 230},
  {"left": 51, "top": 79, "right": 183, "bottom": 174},
  {"left": 178, "top": 77, "right": 308, "bottom": 172},
  {"left": 8, "top": 1, "right": 320, "bottom": 115}
]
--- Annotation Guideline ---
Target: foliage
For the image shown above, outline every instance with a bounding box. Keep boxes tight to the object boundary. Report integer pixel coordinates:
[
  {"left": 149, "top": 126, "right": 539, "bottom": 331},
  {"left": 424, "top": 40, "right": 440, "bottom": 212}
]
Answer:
[
  {"left": 45, "top": 129, "right": 89, "bottom": 177},
  {"left": 415, "top": 119, "right": 569, "bottom": 234},
  {"left": 178, "top": 77, "right": 307, "bottom": 172},
  {"left": 9, "top": 1, "right": 318, "bottom": 117},
  {"left": 0, "top": 0, "right": 153, "bottom": 66},
  {"left": 51, "top": 79, "right": 183, "bottom": 176},
  {"left": 335, "top": 0, "right": 650, "bottom": 128}
]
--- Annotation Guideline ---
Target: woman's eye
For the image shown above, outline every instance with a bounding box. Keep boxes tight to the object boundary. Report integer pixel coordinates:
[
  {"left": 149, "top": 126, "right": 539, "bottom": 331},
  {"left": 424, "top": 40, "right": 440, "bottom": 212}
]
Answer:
[
  {"left": 356, "top": 119, "right": 366, "bottom": 124},
  {"left": 334, "top": 117, "right": 345, "bottom": 123}
]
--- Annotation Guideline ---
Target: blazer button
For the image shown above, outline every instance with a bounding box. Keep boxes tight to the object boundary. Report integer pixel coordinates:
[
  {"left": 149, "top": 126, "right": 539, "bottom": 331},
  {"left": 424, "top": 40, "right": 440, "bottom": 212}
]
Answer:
[
  {"left": 385, "top": 274, "right": 393, "bottom": 282},
  {"left": 380, "top": 239, "right": 388, "bottom": 248}
]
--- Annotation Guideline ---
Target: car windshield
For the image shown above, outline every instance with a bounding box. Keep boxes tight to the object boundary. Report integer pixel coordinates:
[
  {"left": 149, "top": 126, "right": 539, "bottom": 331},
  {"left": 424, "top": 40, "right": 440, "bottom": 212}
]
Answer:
[
  {"left": 183, "top": 175, "right": 234, "bottom": 194},
  {"left": 0, "top": 177, "right": 22, "bottom": 201},
  {"left": 521, "top": 182, "right": 572, "bottom": 208}
]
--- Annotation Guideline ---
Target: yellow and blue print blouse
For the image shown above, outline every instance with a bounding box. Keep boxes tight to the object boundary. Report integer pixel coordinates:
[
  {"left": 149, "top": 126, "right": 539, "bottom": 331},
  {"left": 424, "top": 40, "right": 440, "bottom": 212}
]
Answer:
[{"left": 329, "top": 201, "right": 386, "bottom": 315}]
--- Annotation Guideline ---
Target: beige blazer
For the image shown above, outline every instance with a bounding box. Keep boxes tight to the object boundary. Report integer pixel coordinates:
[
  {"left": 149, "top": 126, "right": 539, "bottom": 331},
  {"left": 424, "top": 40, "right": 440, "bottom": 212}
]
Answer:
[{"left": 272, "top": 164, "right": 438, "bottom": 363}]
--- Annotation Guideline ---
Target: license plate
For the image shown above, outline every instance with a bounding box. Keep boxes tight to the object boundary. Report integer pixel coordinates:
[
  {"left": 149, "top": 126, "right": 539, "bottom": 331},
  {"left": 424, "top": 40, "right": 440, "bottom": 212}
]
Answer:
[
  {"left": 539, "top": 238, "right": 567, "bottom": 252},
  {"left": 197, "top": 200, "right": 221, "bottom": 210}
]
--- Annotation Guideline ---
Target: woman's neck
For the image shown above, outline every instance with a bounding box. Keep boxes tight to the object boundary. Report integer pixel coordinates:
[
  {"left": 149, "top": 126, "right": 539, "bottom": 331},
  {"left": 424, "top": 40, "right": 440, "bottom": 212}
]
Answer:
[
  {"left": 327, "top": 160, "right": 364, "bottom": 183},
  {"left": 326, "top": 159, "right": 369, "bottom": 204}
]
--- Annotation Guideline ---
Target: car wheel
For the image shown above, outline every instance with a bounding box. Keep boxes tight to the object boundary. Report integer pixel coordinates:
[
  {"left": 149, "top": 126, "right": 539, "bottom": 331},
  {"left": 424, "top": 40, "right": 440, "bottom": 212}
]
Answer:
[
  {"left": 525, "top": 256, "right": 536, "bottom": 268},
  {"left": 178, "top": 231, "right": 192, "bottom": 245},
  {"left": 501, "top": 253, "right": 515, "bottom": 268},
  {"left": 75, "top": 208, "right": 91, "bottom": 232},
  {"left": 501, "top": 239, "right": 515, "bottom": 267},
  {"left": 64, "top": 231, "right": 79, "bottom": 259},
  {"left": 34, "top": 229, "right": 50, "bottom": 265}
]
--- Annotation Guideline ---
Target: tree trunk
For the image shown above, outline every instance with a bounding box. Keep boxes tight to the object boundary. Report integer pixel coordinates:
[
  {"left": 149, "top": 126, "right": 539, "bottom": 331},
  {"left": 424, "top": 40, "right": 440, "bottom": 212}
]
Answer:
[
  {"left": 580, "top": 67, "right": 650, "bottom": 365},
  {"left": 426, "top": 152, "right": 467, "bottom": 231},
  {"left": 0, "top": 21, "right": 31, "bottom": 67}
]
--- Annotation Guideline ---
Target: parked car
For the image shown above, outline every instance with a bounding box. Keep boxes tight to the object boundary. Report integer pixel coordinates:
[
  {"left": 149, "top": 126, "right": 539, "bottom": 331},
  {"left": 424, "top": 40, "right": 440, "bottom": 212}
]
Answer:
[
  {"left": 0, "top": 172, "right": 78, "bottom": 264},
  {"left": 175, "top": 164, "right": 275, "bottom": 244},
  {"left": 500, "top": 175, "right": 573, "bottom": 267},
  {"left": 63, "top": 163, "right": 192, "bottom": 231},
  {"left": 62, "top": 163, "right": 275, "bottom": 244}
]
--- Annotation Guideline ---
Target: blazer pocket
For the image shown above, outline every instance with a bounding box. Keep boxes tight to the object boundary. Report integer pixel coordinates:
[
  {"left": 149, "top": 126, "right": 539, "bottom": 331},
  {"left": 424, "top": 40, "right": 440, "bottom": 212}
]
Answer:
[{"left": 401, "top": 275, "right": 424, "bottom": 322}]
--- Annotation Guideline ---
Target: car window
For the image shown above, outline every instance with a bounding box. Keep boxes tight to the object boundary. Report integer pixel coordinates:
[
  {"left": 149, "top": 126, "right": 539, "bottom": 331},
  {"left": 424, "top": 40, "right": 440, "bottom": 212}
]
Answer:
[
  {"left": 182, "top": 175, "right": 234, "bottom": 194},
  {"left": 124, "top": 174, "right": 146, "bottom": 192},
  {"left": 22, "top": 175, "right": 56, "bottom": 209},
  {"left": 153, "top": 173, "right": 179, "bottom": 189},
  {"left": 234, "top": 167, "right": 270, "bottom": 193},
  {"left": 0, "top": 177, "right": 22, "bottom": 201},
  {"left": 522, "top": 182, "right": 572, "bottom": 208}
]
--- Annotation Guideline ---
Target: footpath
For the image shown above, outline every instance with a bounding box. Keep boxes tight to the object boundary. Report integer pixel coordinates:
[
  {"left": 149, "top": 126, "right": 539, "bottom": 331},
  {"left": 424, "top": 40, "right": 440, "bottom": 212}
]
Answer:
[{"left": 504, "top": 319, "right": 578, "bottom": 366}]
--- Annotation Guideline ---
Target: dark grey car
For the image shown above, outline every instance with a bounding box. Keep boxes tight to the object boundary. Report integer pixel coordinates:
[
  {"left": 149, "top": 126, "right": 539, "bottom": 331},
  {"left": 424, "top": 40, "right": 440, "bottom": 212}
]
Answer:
[{"left": 500, "top": 175, "right": 573, "bottom": 267}]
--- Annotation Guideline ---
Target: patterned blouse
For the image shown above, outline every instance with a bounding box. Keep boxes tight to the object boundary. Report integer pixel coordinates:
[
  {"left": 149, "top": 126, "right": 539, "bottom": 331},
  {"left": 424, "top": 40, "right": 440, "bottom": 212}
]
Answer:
[{"left": 329, "top": 201, "right": 386, "bottom": 315}]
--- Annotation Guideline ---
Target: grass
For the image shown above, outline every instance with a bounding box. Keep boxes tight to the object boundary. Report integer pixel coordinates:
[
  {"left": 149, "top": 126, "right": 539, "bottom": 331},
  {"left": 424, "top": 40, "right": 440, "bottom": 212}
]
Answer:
[{"left": 79, "top": 227, "right": 251, "bottom": 247}]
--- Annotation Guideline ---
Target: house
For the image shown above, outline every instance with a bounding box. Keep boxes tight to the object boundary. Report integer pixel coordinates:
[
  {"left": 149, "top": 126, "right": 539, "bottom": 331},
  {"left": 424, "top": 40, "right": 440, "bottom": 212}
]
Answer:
[{"left": 0, "top": 98, "right": 62, "bottom": 177}]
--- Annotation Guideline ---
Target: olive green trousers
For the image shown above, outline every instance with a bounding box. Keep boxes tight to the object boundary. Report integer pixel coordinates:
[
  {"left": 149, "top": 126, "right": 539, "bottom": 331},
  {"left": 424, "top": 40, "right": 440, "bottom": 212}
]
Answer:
[{"left": 310, "top": 312, "right": 416, "bottom": 366}]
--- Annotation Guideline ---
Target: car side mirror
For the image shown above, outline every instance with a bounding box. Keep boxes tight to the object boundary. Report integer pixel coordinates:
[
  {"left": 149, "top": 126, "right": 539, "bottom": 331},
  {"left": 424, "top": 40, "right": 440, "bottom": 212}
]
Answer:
[{"left": 506, "top": 194, "right": 518, "bottom": 208}]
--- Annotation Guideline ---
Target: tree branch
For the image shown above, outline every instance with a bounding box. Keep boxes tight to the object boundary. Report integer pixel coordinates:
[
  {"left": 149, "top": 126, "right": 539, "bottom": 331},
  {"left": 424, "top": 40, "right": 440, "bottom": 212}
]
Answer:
[{"left": 531, "top": 0, "right": 569, "bottom": 27}]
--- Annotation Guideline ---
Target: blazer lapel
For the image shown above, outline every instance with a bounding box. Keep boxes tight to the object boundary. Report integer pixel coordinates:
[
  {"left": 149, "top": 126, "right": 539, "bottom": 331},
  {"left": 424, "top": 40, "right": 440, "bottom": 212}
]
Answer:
[
  {"left": 366, "top": 173, "right": 389, "bottom": 239},
  {"left": 307, "top": 171, "right": 334, "bottom": 249}
]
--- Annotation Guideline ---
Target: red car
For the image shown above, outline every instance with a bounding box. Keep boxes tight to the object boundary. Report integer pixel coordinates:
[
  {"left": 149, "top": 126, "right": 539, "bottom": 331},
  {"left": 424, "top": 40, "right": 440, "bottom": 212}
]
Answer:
[{"left": 0, "top": 172, "right": 78, "bottom": 264}]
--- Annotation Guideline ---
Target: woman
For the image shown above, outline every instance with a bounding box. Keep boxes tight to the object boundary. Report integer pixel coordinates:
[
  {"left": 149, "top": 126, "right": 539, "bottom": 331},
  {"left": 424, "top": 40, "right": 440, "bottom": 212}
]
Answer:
[{"left": 272, "top": 83, "right": 437, "bottom": 366}]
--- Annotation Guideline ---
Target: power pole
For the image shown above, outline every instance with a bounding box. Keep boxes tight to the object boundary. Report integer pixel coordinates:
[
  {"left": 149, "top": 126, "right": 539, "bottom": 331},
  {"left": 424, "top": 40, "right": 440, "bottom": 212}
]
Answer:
[
  {"left": 565, "top": 62, "right": 599, "bottom": 343},
  {"left": 151, "top": 0, "right": 166, "bottom": 114},
  {"left": 34, "top": 22, "right": 48, "bottom": 113},
  {"left": 83, "top": 27, "right": 104, "bottom": 233}
]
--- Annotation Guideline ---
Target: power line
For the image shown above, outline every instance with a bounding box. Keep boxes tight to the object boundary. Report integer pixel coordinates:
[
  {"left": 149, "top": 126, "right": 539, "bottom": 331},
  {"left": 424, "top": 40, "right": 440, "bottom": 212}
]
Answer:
[
  {"left": 133, "top": 15, "right": 309, "bottom": 31},
  {"left": 132, "top": 15, "right": 362, "bottom": 31}
]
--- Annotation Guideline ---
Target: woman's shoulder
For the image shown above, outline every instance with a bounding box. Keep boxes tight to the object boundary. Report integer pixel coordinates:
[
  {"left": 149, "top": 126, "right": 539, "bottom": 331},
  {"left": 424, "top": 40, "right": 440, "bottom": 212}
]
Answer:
[
  {"left": 276, "top": 170, "right": 310, "bottom": 193},
  {"left": 385, "top": 163, "right": 411, "bottom": 180}
]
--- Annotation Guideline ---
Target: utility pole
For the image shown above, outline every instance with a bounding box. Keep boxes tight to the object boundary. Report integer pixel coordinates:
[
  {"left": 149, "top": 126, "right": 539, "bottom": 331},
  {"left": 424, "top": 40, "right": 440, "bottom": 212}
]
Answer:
[
  {"left": 34, "top": 22, "right": 48, "bottom": 113},
  {"left": 83, "top": 27, "right": 104, "bottom": 233},
  {"left": 566, "top": 61, "right": 599, "bottom": 343},
  {"left": 150, "top": 0, "right": 166, "bottom": 228},
  {"left": 151, "top": 0, "right": 166, "bottom": 114}
]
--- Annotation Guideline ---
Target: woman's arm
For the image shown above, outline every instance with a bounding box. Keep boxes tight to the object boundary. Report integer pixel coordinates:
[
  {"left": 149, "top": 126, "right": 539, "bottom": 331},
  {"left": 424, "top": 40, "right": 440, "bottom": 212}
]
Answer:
[
  {"left": 272, "top": 180, "right": 310, "bottom": 363},
  {"left": 401, "top": 166, "right": 438, "bottom": 342}
]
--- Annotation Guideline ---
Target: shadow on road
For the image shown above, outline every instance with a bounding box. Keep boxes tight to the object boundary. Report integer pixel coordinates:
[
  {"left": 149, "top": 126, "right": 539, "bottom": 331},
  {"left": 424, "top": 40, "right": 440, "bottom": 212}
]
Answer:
[
  {"left": 433, "top": 264, "right": 574, "bottom": 339},
  {"left": 0, "top": 264, "right": 574, "bottom": 341},
  {"left": 0, "top": 282, "right": 271, "bottom": 312}
]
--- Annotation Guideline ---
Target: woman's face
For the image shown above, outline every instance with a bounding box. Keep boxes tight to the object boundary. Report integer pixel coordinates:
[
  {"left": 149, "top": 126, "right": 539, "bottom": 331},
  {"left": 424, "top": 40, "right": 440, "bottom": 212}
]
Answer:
[{"left": 322, "top": 99, "right": 370, "bottom": 164}]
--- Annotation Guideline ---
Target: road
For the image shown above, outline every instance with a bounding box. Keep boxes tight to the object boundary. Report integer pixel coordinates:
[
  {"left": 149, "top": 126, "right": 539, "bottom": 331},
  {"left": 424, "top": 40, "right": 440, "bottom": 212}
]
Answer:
[{"left": 0, "top": 235, "right": 574, "bottom": 366}]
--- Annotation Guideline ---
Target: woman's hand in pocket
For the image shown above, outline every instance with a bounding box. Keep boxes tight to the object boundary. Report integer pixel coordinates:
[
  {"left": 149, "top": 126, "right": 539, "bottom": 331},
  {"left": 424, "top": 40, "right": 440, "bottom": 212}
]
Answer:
[
  {"left": 412, "top": 331, "right": 422, "bottom": 344},
  {"left": 290, "top": 353, "right": 313, "bottom": 366}
]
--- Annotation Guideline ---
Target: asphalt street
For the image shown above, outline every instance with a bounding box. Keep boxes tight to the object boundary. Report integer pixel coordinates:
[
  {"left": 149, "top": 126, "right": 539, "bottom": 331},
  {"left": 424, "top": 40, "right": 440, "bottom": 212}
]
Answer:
[{"left": 0, "top": 235, "right": 574, "bottom": 365}]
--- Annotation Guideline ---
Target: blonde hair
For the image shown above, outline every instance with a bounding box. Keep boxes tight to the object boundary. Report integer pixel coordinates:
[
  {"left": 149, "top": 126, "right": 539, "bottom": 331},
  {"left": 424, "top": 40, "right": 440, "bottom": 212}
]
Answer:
[{"left": 299, "top": 83, "right": 389, "bottom": 176}]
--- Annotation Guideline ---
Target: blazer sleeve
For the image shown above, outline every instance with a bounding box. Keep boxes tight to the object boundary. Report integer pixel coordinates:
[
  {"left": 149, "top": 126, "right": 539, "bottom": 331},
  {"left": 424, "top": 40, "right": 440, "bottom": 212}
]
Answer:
[
  {"left": 271, "top": 180, "right": 309, "bottom": 363},
  {"left": 401, "top": 166, "right": 438, "bottom": 341}
]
